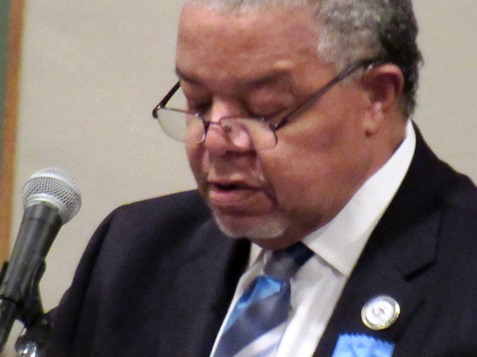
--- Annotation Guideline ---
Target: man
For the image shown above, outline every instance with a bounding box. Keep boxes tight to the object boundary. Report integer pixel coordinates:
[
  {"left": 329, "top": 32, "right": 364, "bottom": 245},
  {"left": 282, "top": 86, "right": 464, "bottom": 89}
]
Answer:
[{"left": 46, "top": 0, "right": 477, "bottom": 356}]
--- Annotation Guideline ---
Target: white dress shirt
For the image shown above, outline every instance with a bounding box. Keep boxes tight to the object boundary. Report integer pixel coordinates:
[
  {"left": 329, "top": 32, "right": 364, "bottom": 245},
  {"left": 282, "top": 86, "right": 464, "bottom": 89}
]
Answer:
[{"left": 211, "top": 121, "right": 416, "bottom": 356}]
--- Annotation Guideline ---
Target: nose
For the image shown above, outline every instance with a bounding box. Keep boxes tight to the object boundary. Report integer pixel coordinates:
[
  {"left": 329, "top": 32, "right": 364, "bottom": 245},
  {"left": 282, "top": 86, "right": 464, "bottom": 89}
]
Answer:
[{"left": 203, "top": 98, "right": 252, "bottom": 155}]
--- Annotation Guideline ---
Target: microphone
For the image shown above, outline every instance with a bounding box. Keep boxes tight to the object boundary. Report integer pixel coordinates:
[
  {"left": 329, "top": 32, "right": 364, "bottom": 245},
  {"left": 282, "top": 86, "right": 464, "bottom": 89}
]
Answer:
[{"left": 0, "top": 168, "right": 81, "bottom": 351}]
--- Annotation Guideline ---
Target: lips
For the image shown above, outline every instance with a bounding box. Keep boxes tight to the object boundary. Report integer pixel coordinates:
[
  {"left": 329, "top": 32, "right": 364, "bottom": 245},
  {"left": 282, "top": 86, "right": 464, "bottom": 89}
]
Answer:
[{"left": 207, "top": 179, "right": 266, "bottom": 210}]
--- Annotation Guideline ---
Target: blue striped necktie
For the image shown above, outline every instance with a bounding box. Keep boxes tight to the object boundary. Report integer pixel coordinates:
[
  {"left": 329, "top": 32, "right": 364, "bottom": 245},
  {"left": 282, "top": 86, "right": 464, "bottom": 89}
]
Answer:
[{"left": 213, "top": 242, "right": 313, "bottom": 357}]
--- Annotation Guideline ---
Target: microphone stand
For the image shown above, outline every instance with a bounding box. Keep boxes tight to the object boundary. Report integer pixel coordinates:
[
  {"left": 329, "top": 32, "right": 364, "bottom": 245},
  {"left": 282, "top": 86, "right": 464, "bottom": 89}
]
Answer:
[
  {"left": 0, "top": 260, "right": 51, "bottom": 356},
  {"left": 15, "top": 314, "right": 51, "bottom": 357}
]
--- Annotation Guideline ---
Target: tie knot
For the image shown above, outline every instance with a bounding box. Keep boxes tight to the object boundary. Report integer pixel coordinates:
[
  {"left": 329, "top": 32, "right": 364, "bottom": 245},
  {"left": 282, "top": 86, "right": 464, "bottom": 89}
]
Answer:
[{"left": 263, "top": 242, "right": 313, "bottom": 281}]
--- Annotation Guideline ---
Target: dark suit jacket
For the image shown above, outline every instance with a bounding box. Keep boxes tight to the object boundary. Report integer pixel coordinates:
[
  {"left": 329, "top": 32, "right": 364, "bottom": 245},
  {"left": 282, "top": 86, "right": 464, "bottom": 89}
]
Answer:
[{"left": 46, "top": 130, "right": 477, "bottom": 356}]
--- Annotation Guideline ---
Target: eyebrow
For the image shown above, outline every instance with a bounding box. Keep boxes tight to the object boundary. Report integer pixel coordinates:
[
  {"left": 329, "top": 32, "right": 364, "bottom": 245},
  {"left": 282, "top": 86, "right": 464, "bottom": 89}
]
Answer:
[
  {"left": 247, "top": 71, "right": 290, "bottom": 89},
  {"left": 175, "top": 67, "right": 200, "bottom": 85},
  {"left": 174, "top": 66, "right": 291, "bottom": 91}
]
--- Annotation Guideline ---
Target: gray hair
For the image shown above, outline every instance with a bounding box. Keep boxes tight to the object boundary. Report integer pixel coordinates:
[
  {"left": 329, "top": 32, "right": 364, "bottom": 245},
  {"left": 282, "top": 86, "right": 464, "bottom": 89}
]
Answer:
[{"left": 184, "top": 0, "right": 423, "bottom": 116}]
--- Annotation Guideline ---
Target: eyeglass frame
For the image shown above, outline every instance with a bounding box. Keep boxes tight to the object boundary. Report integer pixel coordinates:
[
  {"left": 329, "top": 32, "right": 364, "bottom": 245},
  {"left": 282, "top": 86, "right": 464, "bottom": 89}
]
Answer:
[{"left": 152, "top": 58, "right": 385, "bottom": 148}]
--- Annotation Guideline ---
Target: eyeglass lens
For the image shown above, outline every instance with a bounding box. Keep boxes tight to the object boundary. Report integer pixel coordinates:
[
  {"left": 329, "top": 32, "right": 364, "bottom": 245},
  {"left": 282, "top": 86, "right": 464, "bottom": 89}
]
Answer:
[{"left": 158, "top": 108, "right": 277, "bottom": 150}]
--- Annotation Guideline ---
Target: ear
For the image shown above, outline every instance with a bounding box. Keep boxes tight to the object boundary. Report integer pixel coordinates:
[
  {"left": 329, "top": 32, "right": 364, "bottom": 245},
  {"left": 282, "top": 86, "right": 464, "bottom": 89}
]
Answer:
[{"left": 361, "top": 64, "right": 404, "bottom": 136}]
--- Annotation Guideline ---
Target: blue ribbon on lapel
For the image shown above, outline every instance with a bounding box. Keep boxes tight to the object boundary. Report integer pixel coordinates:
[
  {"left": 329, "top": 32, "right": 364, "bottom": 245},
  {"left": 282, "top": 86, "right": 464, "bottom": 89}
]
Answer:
[{"left": 331, "top": 334, "right": 395, "bottom": 357}]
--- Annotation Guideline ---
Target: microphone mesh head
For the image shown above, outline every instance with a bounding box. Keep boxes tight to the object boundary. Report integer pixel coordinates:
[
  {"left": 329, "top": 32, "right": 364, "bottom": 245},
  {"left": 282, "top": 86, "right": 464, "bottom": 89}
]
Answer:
[{"left": 22, "top": 168, "right": 82, "bottom": 224}]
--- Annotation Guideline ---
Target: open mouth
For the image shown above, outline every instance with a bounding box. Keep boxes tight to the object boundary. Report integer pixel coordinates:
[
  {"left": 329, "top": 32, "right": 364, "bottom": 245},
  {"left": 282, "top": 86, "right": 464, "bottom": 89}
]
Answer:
[
  {"left": 207, "top": 181, "right": 262, "bottom": 206},
  {"left": 212, "top": 183, "right": 244, "bottom": 191}
]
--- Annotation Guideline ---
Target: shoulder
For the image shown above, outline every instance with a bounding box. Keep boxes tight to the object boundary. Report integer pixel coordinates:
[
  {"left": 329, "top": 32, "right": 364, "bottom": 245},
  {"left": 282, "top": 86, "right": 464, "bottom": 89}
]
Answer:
[
  {"left": 71, "top": 190, "right": 216, "bottom": 280},
  {"left": 110, "top": 189, "right": 209, "bottom": 223},
  {"left": 89, "top": 189, "right": 215, "bottom": 254},
  {"left": 399, "top": 126, "right": 477, "bottom": 227},
  {"left": 100, "top": 190, "right": 211, "bottom": 236}
]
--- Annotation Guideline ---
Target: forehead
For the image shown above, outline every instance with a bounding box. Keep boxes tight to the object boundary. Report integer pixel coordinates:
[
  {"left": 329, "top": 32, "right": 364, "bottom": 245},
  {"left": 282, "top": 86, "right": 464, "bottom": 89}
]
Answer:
[{"left": 175, "top": 4, "right": 321, "bottom": 87}]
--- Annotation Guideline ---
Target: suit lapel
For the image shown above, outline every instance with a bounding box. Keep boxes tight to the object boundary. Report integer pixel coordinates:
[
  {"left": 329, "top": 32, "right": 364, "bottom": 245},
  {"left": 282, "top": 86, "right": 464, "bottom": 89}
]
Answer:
[
  {"left": 314, "top": 209, "right": 441, "bottom": 356},
  {"left": 156, "top": 219, "right": 251, "bottom": 357},
  {"left": 315, "top": 126, "right": 451, "bottom": 356}
]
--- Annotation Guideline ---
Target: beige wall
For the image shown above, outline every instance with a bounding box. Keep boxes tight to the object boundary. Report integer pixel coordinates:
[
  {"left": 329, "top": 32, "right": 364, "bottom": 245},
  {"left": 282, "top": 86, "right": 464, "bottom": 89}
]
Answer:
[
  {"left": 4, "top": 1, "right": 477, "bottom": 354},
  {"left": 414, "top": 1, "right": 477, "bottom": 176}
]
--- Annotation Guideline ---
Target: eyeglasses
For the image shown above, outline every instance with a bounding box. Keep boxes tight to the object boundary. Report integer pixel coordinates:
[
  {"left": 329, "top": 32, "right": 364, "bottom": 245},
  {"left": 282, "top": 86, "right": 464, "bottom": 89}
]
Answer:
[{"left": 152, "top": 58, "right": 382, "bottom": 150}]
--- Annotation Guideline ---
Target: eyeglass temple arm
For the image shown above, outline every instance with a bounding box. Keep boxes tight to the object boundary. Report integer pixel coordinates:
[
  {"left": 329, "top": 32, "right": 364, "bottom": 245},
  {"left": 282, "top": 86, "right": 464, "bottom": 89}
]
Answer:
[
  {"left": 271, "top": 58, "right": 384, "bottom": 131},
  {"left": 152, "top": 81, "right": 181, "bottom": 118}
]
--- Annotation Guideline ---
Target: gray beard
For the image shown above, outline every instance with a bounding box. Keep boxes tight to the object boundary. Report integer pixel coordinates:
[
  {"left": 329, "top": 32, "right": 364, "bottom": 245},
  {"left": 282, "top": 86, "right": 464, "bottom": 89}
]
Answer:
[{"left": 210, "top": 206, "right": 287, "bottom": 241}]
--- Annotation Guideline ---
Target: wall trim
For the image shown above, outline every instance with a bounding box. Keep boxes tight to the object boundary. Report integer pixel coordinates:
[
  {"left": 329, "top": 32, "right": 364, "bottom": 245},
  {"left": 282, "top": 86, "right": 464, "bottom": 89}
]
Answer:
[{"left": 0, "top": 0, "right": 24, "bottom": 261}]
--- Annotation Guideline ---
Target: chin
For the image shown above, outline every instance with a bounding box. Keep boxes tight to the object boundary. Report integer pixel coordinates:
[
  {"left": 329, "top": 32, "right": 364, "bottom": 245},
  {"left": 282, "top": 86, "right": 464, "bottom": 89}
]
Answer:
[{"left": 212, "top": 208, "right": 287, "bottom": 241}]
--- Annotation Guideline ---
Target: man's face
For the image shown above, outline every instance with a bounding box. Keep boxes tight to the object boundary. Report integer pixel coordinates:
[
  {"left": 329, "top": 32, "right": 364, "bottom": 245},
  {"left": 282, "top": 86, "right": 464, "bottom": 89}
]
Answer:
[{"left": 176, "top": 4, "right": 378, "bottom": 249}]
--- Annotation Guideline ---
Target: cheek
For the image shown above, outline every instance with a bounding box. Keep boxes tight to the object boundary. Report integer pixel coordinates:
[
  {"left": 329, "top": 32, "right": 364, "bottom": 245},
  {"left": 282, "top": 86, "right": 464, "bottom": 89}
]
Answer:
[
  {"left": 260, "top": 142, "right": 331, "bottom": 208},
  {"left": 260, "top": 113, "right": 368, "bottom": 214},
  {"left": 186, "top": 146, "right": 204, "bottom": 181}
]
